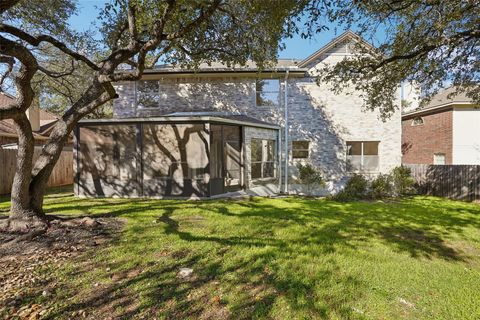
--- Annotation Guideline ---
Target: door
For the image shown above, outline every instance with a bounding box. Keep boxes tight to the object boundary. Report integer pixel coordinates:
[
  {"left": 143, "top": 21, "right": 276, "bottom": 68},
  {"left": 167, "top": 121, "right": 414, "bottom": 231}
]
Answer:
[
  {"left": 223, "top": 126, "right": 241, "bottom": 191},
  {"left": 209, "top": 125, "right": 242, "bottom": 195},
  {"left": 210, "top": 125, "right": 224, "bottom": 195}
]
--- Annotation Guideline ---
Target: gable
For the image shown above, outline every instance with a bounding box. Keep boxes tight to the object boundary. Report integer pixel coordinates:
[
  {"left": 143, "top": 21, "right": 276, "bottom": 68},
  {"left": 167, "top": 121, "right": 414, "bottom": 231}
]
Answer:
[{"left": 298, "top": 30, "right": 375, "bottom": 69}]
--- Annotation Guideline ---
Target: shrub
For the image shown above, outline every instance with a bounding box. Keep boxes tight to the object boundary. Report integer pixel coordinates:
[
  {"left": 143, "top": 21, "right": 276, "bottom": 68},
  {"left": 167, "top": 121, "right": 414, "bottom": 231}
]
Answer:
[
  {"left": 369, "top": 174, "right": 393, "bottom": 199},
  {"left": 332, "top": 173, "right": 368, "bottom": 201},
  {"left": 391, "top": 166, "right": 416, "bottom": 196},
  {"left": 296, "top": 163, "right": 325, "bottom": 194}
]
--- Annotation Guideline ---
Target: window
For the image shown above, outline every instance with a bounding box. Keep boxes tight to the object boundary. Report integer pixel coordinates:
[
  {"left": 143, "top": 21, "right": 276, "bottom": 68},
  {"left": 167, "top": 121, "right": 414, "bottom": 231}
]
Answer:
[
  {"left": 346, "top": 141, "right": 379, "bottom": 172},
  {"left": 251, "top": 139, "right": 276, "bottom": 179},
  {"left": 137, "top": 80, "right": 160, "bottom": 109},
  {"left": 292, "top": 141, "right": 309, "bottom": 159},
  {"left": 255, "top": 79, "right": 280, "bottom": 107},
  {"left": 411, "top": 117, "right": 424, "bottom": 126},
  {"left": 434, "top": 153, "right": 446, "bottom": 165}
]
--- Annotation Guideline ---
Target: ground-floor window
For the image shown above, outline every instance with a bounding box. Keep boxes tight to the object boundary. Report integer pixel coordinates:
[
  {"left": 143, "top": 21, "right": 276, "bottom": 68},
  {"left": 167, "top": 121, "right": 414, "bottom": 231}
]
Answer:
[
  {"left": 292, "top": 140, "right": 310, "bottom": 159},
  {"left": 251, "top": 139, "right": 276, "bottom": 179},
  {"left": 434, "top": 153, "right": 446, "bottom": 165},
  {"left": 346, "top": 141, "right": 379, "bottom": 172}
]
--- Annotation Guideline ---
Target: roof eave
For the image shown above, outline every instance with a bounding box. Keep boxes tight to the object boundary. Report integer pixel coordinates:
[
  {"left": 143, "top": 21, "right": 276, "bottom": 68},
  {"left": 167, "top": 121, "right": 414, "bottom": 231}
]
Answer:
[
  {"left": 402, "top": 102, "right": 476, "bottom": 118},
  {"left": 298, "top": 30, "right": 376, "bottom": 68},
  {"left": 78, "top": 116, "right": 280, "bottom": 130}
]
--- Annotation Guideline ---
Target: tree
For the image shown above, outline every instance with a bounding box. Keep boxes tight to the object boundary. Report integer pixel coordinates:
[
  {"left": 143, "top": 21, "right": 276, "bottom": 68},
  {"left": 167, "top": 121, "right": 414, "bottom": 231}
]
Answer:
[
  {"left": 303, "top": 0, "right": 480, "bottom": 119},
  {"left": 0, "top": 0, "right": 306, "bottom": 229}
]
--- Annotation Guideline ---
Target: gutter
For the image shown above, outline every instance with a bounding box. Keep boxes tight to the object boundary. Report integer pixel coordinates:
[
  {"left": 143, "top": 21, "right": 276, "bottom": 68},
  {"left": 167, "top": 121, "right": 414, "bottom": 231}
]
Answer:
[
  {"left": 78, "top": 116, "right": 280, "bottom": 130},
  {"left": 284, "top": 70, "right": 289, "bottom": 194},
  {"left": 401, "top": 102, "right": 475, "bottom": 118},
  {"left": 0, "top": 132, "right": 49, "bottom": 140}
]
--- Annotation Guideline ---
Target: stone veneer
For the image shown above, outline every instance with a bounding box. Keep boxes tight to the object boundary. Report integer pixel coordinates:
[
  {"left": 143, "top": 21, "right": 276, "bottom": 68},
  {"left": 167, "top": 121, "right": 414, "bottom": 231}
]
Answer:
[{"left": 112, "top": 63, "right": 402, "bottom": 194}]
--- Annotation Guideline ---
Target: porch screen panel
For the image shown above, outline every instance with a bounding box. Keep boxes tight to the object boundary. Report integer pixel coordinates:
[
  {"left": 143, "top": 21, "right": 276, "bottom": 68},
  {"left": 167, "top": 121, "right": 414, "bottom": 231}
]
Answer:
[
  {"left": 142, "top": 124, "right": 209, "bottom": 197},
  {"left": 78, "top": 125, "right": 139, "bottom": 197},
  {"left": 223, "top": 126, "right": 241, "bottom": 187}
]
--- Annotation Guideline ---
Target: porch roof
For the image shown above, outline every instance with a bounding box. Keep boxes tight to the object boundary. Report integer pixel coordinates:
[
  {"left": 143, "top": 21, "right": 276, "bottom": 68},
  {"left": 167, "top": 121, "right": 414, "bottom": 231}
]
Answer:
[{"left": 78, "top": 112, "right": 280, "bottom": 130}]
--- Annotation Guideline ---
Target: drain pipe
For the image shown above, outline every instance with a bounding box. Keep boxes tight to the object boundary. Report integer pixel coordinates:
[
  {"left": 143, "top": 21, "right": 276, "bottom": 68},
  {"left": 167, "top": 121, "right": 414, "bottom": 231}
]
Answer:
[{"left": 283, "top": 70, "right": 289, "bottom": 194}]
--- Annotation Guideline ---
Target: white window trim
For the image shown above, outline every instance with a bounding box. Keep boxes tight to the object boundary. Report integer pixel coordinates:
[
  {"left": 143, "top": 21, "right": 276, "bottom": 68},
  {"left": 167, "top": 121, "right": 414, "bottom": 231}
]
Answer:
[
  {"left": 411, "top": 116, "right": 424, "bottom": 126},
  {"left": 433, "top": 153, "right": 446, "bottom": 165},
  {"left": 346, "top": 141, "right": 380, "bottom": 173},
  {"left": 251, "top": 139, "right": 277, "bottom": 180}
]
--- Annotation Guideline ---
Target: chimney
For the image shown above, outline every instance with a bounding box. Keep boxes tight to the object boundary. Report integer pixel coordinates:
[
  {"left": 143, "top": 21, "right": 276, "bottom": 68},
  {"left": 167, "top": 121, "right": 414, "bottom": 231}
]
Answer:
[{"left": 26, "top": 97, "right": 40, "bottom": 132}]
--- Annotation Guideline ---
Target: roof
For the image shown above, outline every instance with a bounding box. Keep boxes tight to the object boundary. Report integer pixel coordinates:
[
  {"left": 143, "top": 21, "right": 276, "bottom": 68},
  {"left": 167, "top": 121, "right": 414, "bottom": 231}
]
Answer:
[
  {"left": 165, "top": 111, "right": 278, "bottom": 127},
  {"left": 0, "top": 92, "right": 15, "bottom": 106},
  {"left": 78, "top": 112, "right": 280, "bottom": 130},
  {"left": 137, "top": 61, "right": 308, "bottom": 78},
  {"left": 298, "top": 30, "right": 376, "bottom": 68},
  {"left": 0, "top": 92, "right": 59, "bottom": 138},
  {"left": 120, "top": 30, "right": 372, "bottom": 78},
  {"left": 402, "top": 87, "right": 477, "bottom": 118},
  {"left": 0, "top": 118, "right": 50, "bottom": 140}
]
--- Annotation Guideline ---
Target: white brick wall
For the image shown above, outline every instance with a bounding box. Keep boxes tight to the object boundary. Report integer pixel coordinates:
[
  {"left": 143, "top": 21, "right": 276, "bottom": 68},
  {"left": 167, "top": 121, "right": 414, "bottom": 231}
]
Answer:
[{"left": 112, "top": 57, "right": 402, "bottom": 194}]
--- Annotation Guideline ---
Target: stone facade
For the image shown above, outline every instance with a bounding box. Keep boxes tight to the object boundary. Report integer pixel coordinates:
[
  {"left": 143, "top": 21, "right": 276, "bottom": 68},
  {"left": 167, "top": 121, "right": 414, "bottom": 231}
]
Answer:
[{"left": 112, "top": 49, "right": 402, "bottom": 194}]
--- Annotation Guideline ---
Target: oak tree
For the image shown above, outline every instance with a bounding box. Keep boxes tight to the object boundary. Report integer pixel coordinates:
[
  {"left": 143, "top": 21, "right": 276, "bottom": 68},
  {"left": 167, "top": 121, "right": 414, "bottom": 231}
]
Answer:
[
  {"left": 0, "top": 0, "right": 304, "bottom": 229},
  {"left": 305, "top": 0, "right": 479, "bottom": 118}
]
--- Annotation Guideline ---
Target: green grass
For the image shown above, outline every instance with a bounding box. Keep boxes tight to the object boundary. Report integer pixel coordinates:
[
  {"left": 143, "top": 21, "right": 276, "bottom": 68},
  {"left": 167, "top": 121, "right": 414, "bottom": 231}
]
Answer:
[{"left": 1, "top": 187, "right": 480, "bottom": 319}]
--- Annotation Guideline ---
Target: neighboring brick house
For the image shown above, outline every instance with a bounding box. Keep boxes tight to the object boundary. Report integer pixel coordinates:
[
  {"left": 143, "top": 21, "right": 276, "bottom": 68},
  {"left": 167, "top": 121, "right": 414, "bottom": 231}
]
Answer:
[
  {"left": 0, "top": 92, "right": 59, "bottom": 147},
  {"left": 75, "top": 31, "right": 405, "bottom": 198},
  {"left": 402, "top": 87, "right": 479, "bottom": 165}
]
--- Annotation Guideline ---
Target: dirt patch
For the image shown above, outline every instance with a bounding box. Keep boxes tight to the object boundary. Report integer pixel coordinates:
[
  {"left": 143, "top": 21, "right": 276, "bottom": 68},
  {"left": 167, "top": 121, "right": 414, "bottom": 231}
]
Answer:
[{"left": 0, "top": 216, "right": 124, "bottom": 319}]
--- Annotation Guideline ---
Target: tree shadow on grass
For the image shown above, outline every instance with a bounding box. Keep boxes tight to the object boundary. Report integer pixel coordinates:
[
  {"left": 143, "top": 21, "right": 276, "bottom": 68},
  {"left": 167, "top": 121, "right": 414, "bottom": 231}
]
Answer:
[{"left": 25, "top": 194, "right": 480, "bottom": 318}]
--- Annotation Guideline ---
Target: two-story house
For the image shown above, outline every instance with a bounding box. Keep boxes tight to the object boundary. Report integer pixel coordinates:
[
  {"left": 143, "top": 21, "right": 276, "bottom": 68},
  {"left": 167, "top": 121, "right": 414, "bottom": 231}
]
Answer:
[{"left": 74, "top": 31, "right": 403, "bottom": 198}]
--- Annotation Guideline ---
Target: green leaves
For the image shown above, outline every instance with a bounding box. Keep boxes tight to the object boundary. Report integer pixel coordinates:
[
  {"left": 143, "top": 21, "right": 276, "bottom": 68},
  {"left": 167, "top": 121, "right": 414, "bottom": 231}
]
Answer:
[{"left": 302, "top": 0, "right": 480, "bottom": 118}]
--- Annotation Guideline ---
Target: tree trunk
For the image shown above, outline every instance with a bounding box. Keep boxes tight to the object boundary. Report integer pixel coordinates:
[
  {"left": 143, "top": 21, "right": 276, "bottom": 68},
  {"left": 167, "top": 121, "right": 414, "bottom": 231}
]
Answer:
[
  {"left": 29, "top": 131, "right": 70, "bottom": 214},
  {"left": 6, "top": 115, "right": 47, "bottom": 231}
]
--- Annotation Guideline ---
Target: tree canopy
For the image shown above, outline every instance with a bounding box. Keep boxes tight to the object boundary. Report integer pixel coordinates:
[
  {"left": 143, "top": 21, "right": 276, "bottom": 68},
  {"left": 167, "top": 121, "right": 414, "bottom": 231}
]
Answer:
[
  {"left": 0, "top": 0, "right": 306, "bottom": 224},
  {"left": 303, "top": 0, "right": 479, "bottom": 118}
]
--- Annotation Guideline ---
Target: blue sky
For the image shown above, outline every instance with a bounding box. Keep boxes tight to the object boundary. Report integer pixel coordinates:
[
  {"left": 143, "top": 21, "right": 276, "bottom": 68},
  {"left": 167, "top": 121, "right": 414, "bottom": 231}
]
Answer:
[{"left": 69, "top": 0, "right": 355, "bottom": 60}]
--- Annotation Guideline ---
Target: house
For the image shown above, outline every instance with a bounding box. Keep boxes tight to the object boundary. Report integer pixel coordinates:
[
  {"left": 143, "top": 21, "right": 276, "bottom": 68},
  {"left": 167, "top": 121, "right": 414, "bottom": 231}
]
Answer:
[
  {"left": 0, "top": 92, "right": 59, "bottom": 147},
  {"left": 402, "top": 87, "right": 479, "bottom": 165},
  {"left": 75, "top": 31, "right": 404, "bottom": 198}
]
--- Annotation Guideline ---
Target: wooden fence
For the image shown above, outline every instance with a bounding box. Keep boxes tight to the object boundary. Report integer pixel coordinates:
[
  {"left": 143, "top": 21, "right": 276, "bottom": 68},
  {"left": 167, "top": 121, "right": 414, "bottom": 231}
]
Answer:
[
  {"left": 405, "top": 164, "right": 480, "bottom": 201},
  {"left": 0, "top": 148, "right": 73, "bottom": 195}
]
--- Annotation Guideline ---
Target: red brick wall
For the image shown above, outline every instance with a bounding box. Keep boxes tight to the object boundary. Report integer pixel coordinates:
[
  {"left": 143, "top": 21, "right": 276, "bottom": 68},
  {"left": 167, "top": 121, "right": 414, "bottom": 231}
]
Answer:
[{"left": 402, "top": 109, "right": 453, "bottom": 164}]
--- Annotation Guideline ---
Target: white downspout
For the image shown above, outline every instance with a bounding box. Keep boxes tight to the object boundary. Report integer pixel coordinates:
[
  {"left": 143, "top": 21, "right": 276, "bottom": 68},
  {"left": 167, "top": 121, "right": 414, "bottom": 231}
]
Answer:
[{"left": 284, "top": 70, "right": 289, "bottom": 194}]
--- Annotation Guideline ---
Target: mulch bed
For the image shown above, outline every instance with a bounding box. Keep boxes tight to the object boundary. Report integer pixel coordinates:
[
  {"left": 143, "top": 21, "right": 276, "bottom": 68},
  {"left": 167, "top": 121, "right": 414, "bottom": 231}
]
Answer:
[{"left": 0, "top": 216, "right": 124, "bottom": 319}]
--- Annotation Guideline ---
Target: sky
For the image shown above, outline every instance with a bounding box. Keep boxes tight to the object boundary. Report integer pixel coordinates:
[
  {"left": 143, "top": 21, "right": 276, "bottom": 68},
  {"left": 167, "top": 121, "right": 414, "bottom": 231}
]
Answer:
[{"left": 69, "top": 0, "right": 358, "bottom": 60}]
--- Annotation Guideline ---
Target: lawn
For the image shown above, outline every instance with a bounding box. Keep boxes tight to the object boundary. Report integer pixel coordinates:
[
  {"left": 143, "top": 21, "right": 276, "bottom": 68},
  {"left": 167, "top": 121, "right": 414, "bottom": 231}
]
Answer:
[{"left": 1, "top": 187, "right": 480, "bottom": 319}]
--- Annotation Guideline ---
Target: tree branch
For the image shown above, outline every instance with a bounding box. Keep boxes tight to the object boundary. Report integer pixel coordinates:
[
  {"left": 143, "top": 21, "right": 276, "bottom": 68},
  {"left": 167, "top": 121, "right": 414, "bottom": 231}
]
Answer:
[
  {"left": 0, "top": 54, "right": 15, "bottom": 88},
  {"left": 0, "top": 35, "right": 38, "bottom": 120},
  {"left": 0, "top": 0, "right": 20, "bottom": 14},
  {"left": 0, "top": 24, "right": 100, "bottom": 71}
]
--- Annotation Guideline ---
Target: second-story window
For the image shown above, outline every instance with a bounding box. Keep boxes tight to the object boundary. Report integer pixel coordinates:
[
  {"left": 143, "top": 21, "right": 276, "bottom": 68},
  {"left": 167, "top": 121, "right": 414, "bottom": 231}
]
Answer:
[
  {"left": 256, "top": 79, "right": 280, "bottom": 107},
  {"left": 137, "top": 80, "right": 160, "bottom": 109}
]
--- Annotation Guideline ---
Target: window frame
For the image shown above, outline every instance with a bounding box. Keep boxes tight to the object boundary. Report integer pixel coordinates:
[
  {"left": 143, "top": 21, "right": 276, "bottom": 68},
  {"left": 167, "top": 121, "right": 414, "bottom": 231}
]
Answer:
[
  {"left": 346, "top": 141, "right": 380, "bottom": 173},
  {"left": 411, "top": 116, "right": 424, "bottom": 126},
  {"left": 292, "top": 140, "right": 310, "bottom": 159},
  {"left": 251, "top": 138, "right": 276, "bottom": 180},
  {"left": 136, "top": 80, "right": 161, "bottom": 109},
  {"left": 255, "top": 79, "right": 280, "bottom": 108},
  {"left": 433, "top": 153, "right": 446, "bottom": 165}
]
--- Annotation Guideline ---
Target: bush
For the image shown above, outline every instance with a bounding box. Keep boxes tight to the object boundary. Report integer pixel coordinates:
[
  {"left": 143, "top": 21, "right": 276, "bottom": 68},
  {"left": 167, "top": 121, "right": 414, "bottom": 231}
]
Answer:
[
  {"left": 332, "top": 166, "right": 416, "bottom": 202},
  {"left": 332, "top": 173, "right": 368, "bottom": 201},
  {"left": 296, "top": 163, "right": 325, "bottom": 194},
  {"left": 391, "top": 166, "right": 416, "bottom": 196},
  {"left": 369, "top": 174, "right": 393, "bottom": 199}
]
